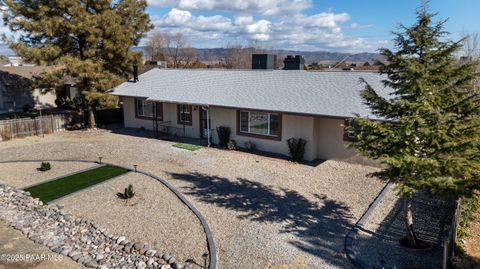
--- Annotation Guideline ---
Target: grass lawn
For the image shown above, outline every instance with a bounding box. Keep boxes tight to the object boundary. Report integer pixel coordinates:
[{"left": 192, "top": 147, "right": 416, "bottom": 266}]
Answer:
[
  {"left": 173, "top": 143, "right": 203, "bottom": 151},
  {"left": 25, "top": 165, "right": 129, "bottom": 203}
]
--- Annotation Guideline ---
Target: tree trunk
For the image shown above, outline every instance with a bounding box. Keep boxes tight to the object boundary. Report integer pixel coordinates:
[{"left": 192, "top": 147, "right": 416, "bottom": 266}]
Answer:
[
  {"left": 88, "top": 106, "right": 96, "bottom": 129},
  {"left": 404, "top": 193, "right": 418, "bottom": 248}
]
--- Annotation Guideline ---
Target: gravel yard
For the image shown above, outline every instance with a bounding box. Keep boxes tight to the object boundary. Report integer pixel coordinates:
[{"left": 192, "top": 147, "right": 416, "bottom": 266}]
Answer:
[
  {"left": 0, "top": 128, "right": 386, "bottom": 269},
  {"left": 55, "top": 172, "right": 207, "bottom": 265},
  {"left": 0, "top": 161, "right": 98, "bottom": 188}
]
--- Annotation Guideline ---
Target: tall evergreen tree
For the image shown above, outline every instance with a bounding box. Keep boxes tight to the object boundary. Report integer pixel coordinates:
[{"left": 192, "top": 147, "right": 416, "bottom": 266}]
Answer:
[
  {"left": 348, "top": 5, "right": 480, "bottom": 247},
  {"left": 1, "top": 0, "right": 152, "bottom": 127}
]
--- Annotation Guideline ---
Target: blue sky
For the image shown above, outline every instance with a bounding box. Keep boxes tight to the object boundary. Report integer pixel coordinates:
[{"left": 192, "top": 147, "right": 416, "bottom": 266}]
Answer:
[{"left": 145, "top": 0, "right": 480, "bottom": 52}]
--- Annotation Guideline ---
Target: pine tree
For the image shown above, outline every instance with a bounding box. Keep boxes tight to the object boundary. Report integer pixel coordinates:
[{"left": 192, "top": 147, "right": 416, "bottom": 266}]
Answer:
[
  {"left": 1, "top": 0, "right": 152, "bottom": 127},
  {"left": 348, "top": 4, "right": 480, "bottom": 247}
]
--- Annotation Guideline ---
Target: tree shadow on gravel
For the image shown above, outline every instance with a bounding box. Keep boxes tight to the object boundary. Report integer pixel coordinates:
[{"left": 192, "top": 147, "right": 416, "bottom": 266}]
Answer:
[
  {"left": 357, "top": 192, "right": 456, "bottom": 269},
  {"left": 169, "top": 172, "right": 354, "bottom": 267}
]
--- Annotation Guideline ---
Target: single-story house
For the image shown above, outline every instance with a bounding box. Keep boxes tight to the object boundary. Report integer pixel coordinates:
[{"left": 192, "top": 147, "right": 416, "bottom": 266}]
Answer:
[
  {"left": 111, "top": 56, "right": 390, "bottom": 163},
  {"left": 0, "top": 66, "right": 57, "bottom": 113}
]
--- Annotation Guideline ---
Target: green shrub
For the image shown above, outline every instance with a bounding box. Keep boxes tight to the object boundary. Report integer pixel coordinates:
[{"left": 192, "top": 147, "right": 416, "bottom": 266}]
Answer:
[
  {"left": 287, "top": 138, "right": 307, "bottom": 162},
  {"left": 123, "top": 184, "right": 135, "bottom": 199},
  {"left": 38, "top": 162, "right": 51, "bottom": 172},
  {"left": 458, "top": 194, "right": 479, "bottom": 239},
  {"left": 216, "top": 126, "right": 231, "bottom": 147},
  {"left": 227, "top": 140, "right": 237, "bottom": 150}
]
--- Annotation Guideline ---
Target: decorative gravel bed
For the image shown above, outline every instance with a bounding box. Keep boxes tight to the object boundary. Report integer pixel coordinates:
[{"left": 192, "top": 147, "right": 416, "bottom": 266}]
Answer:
[
  {"left": 55, "top": 172, "right": 208, "bottom": 267},
  {"left": 0, "top": 129, "right": 386, "bottom": 269},
  {"left": 0, "top": 161, "right": 99, "bottom": 188}
]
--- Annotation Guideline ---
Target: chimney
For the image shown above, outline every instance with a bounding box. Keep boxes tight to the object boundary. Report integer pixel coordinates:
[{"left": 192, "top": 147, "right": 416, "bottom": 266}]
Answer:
[
  {"left": 283, "top": 55, "right": 305, "bottom": 70},
  {"left": 252, "top": 54, "right": 277, "bottom": 70},
  {"left": 133, "top": 65, "right": 139, "bottom": 82}
]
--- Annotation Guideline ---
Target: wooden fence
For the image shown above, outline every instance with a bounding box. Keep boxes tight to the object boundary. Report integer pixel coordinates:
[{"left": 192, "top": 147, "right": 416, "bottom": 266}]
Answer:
[
  {"left": 443, "top": 198, "right": 462, "bottom": 269},
  {"left": 0, "top": 114, "right": 73, "bottom": 142}
]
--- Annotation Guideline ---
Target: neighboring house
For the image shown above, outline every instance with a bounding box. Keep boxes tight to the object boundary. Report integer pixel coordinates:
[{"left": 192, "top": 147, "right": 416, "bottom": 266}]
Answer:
[
  {"left": 0, "top": 66, "right": 59, "bottom": 113},
  {"left": 111, "top": 55, "right": 391, "bottom": 162}
]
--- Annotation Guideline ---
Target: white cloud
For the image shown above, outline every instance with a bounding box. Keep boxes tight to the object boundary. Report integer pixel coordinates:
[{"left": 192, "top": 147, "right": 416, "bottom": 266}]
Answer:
[
  {"left": 157, "top": 8, "right": 232, "bottom": 32},
  {"left": 149, "top": 4, "right": 385, "bottom": 52},
  {"left": 234, "top": 16, "right": 254, "bottom": 26},
  {"left": 244, "top": 20, "right": 272, "bottom": 41},
  {"left": 350, "top": 22, "right": 373, "bottom": 29},
  {"left": 148, "top": 0, "right": 312, "bottom": 16}
]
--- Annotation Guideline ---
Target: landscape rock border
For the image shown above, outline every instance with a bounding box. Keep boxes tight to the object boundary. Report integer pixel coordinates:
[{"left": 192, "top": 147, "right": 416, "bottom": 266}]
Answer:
[
  {"left": 0, "top": 183, "right": 182, "bottom": 269},
  {"left": 0, "top": 159, "right": 217, "bottom": 269}
]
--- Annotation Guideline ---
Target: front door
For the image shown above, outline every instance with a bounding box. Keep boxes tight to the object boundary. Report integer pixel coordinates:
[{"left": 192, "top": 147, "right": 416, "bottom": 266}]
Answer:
[{"left": 199, "top": 108, "right": 210, "bottom": 139}]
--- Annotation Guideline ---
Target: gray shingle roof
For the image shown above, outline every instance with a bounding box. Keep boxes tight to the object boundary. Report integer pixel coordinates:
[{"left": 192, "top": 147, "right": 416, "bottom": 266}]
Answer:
[{"left": 111, "top": 69, "right": 392, "bottom": 118}]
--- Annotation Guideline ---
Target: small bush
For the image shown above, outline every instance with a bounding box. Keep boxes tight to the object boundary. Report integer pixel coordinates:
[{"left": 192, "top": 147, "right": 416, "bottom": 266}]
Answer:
[
  {"left": 458, "top": 194, "right": 479, "bottom": 239},
  {"left": 118, "top": 184, "right": 135, "bottom": 199},
  {"left": 287, "top": 138, "right": 307, "bottom": 162},
  {"left": 244, "top": 141, "right": 256, "bottom": 151},
  {"left": 227, "top": 140, "right": 237, "bottom": 150},
  {"left": 38, "top": 162, "right": 51, "bottom": 172},
  {"left": 216, "top": 126, "right": 231, "bottom": 147}
]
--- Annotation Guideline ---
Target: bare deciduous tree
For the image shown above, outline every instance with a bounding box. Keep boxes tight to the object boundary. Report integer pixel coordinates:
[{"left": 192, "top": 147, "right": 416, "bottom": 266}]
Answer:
[
  {"left": 146, "top": 32, "right": 166, "bottom": 61},
  {"left": 461, "top": 31, "right": 480, "bottom": 60},
  {"left": 146, "top": 32, "right": 198, "bottom": 68},
  {"left": 223, "top": 42, "right": 279, "bottom": 69}
]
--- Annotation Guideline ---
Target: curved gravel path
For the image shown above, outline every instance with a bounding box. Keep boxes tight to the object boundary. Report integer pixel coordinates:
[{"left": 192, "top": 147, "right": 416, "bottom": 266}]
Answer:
[{"left": 0, "top": 129, "right": 384, "bottom": 269}]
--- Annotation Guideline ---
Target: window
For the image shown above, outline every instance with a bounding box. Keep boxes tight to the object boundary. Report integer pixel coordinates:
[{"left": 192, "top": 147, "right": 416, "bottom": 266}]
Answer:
[
  {"left": 177, "top": 104, "right": 192, "bottom": 125},
  {"left": 135, "top": 99, "right": 163, "bottom": 120},
  {"left": 238, "top": 110, "right": 281, "bottom": 139}
]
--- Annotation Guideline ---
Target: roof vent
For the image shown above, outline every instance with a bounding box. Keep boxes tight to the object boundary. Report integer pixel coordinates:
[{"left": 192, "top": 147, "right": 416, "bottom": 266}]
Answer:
[
  {"left": 252, "top": 54, "right": 277, "bottom": 70},
  {"left": 283, "top": 55, "right": 305, "bottom": 70}
]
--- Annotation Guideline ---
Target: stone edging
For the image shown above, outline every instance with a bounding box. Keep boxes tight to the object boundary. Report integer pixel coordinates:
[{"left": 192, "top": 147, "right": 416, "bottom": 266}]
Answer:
[
  {"left": 344, "top": 182, "right": 394, "bottom": 269},
  {"left": 0, "top": 159, "right": 217, "bottom": 269},
  {"left": 0, "top": 184, "right": 183, "bottom": 269}
]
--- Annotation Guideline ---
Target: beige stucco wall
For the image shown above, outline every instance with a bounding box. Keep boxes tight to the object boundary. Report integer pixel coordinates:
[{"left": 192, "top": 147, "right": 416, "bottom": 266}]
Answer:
[
  {"left": 122, "top": 97, "right": 201, "bottom": 138},
  {"left": 33, "top": 89, "right": 57, "bottom": 109},
  {"left": 122, "top": 97, "right": 371, "bottom": 163},
  {"left": 0, "top": 87, "right": 56, "bottom": 111},
  {"left": 315, "top": 117, "right": 356, "bottom": 160},
  {"left": 315, "top": 117, "right": 375, "bottom": 165},
  {"left": 209, "top": 107, "right": 318, "bottom": 161}
]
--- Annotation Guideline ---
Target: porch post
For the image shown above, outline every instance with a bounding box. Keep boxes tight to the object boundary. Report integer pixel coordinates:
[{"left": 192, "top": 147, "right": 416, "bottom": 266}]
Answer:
[{"left": 206, "top": 106, "right": 211, "bottom": 147}]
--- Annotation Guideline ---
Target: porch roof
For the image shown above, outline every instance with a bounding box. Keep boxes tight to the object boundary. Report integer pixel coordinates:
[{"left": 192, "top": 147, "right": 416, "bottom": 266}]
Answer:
[{"left": 111, "top": 69, "right": 392, "bottom": 119}]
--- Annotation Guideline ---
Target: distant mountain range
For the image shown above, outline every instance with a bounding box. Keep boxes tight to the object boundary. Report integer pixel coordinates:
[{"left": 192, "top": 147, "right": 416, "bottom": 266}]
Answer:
[
  {"left": 3, "top": 43, "right": 382, "bottom": 63},
  {"left": 135, "top": 47, "right": 383, "bottom": 63}
]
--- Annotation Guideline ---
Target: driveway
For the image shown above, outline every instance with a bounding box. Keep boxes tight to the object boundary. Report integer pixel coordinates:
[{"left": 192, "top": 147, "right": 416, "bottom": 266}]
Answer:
[{"left": 0, "top": 128, "right": 384, "bottom": 269}]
